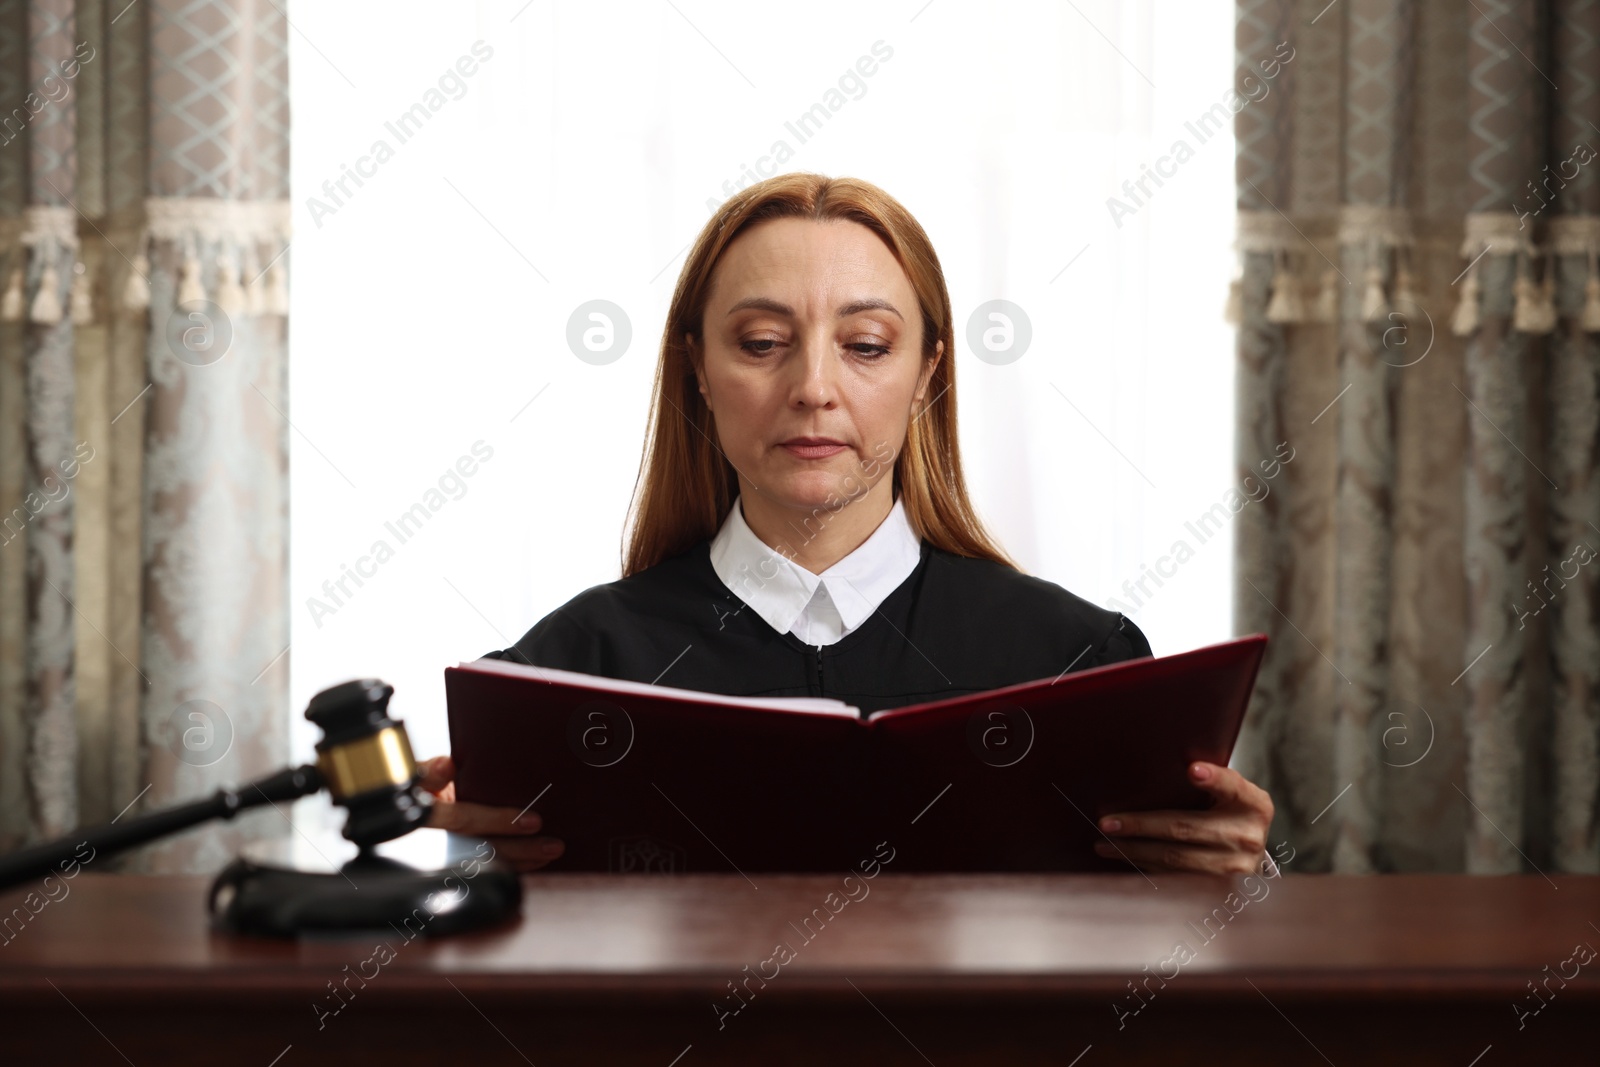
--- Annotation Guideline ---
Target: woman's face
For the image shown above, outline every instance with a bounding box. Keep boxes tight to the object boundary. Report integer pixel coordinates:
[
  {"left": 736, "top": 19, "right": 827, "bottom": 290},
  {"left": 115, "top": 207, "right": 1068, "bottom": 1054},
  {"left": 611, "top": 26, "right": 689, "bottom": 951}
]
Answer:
[{"left": 690, "top": 217, "right": 942, "bottom": 516}]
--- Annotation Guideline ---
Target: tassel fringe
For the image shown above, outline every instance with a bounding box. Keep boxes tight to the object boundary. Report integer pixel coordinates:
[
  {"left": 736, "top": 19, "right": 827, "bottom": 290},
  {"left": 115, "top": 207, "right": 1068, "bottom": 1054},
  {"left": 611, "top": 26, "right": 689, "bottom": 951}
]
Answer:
[
  {"left": 1534, "top": 271, "right": 1557, "bottom": 333},
  {"left": 1311, "top": 269, "right": 1337, "bottom": 323},
  {"left": 1360, "top": 264, "right": 1388, "bottom": 323},
  {"left": 3, "top": 200, "right": 289, "bottom": 325},
  {"left": 177, "top": 255, "right": 206, "bottom": 306},
  {"left": 1265, "top": 255, "right": 1303, "bottom": 323},
  {"left": 29, "top": 264, "right": 62, "bottom": 324},
  {"left": 123, "top": 255, "right": 151, "bottom": 310},
  {"left": 0, "top": 269, "right": 23, "bottom": 322},
  {"left": 1452, "top": 268, "right": 1481, "bottom": 336},
  {"left": 70, "top": 263, "right": 93, "bottom": 325},
  {"left": 265, "top": 261, "right": 289, "bottom": 315},
  {"left": 214, "top": 260, "right": 247, "bottom": 316},
  {"left": 1512, "top": 273, "right": 1547, "bottom": 333},
  {"left": 245, "top": 261, "right": 268, "bottom": 315},
  {"left": 1392, "top": 267, "right": 1419, "bottom": 318},
  {"left": 1582, "top": 275, "right": 1600, "bottom": 332}
]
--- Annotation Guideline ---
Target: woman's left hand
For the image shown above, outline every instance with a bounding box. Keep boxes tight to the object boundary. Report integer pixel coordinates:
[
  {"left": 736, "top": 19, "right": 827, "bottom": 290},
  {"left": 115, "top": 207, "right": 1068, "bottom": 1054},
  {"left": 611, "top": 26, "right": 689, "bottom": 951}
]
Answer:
[{"left": 1093, "top": 761, "right": 1274, "bottom": 875}]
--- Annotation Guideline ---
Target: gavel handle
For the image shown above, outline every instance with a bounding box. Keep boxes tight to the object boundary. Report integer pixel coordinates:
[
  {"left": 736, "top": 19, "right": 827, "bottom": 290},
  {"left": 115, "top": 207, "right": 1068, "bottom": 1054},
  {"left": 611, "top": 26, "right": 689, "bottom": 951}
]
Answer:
[{"left": 0, "top": 764, "right": 324, "bottom": 893}]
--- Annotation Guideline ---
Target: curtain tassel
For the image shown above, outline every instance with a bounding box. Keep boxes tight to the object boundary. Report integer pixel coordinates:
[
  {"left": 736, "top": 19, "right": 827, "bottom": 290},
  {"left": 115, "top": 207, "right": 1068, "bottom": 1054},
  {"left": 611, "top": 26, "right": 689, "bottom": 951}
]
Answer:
[
  {"left": 264, "top": 261, "right": 289, "bottom": 315},
  {"left": 245, "top": 258, "right": 268, "bottom": 315},
  {"left": 0, "top": 269, "right": 23, "bottom": 322},
  {"left": 1582, "top": 250, "right": 1600, "bottom": 332},
  {"left": 1512, "top": 270, "right": 1550, "bottom": 334},
  {"left": 123, "top": 254, "right": 151, "bottom": 310},
  {"left": 1311, "top": 269, "right": 1338, "bottom": 323},
  {"left": 177, "top": 255, "right": 206, "bottom": 306},
  {"left": 1583, "top": 276, "right": 1600, "bottom": 332},
  {"left": 29, "top": 264, "right": 63, "bottom": 324},
  {"left": 1265, "top": 254, "right": 1302, "bottom": 323},
  {"left": 1360, "top": 263, "right": 1388, "bottom": 322},
  {"left": 1451, "top": 267, "right": 1481, "bottom": 336},
  {"left": 1511, "top": 274, "right": 1537, "bottom": 332},
  {"left": 70, "top": 263, "right": 94, "bottom": 326},
  {"left": 214, "top": 260, "right": 247, "bottom": 316},
  {"left": 1534, "top": 269, "right": 1558, "bottom": 333},
  {"left": 1393, "top": 266, "right": 1419, "bottom": 318}
]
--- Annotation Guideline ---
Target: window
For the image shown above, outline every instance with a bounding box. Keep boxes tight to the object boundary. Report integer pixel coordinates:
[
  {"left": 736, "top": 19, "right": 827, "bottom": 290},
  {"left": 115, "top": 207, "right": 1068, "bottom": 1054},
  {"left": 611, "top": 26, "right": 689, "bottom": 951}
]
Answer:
[{"left": 287, "top": 0, "right": 1235, "bottom": 763}]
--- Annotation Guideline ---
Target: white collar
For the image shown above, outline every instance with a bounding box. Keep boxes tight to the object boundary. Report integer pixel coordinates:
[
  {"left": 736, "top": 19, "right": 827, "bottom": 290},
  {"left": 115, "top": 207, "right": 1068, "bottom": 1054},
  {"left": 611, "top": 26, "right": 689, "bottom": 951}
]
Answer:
[{"left": 708, "top": 493, "right": 923, "bottom": 644}]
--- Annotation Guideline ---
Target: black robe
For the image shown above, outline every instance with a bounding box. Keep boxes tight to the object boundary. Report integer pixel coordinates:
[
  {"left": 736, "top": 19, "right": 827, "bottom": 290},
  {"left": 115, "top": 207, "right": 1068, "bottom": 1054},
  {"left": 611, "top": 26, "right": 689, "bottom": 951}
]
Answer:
[{"left": 483, "top": 538, "right": 1152, "bottom": 715}]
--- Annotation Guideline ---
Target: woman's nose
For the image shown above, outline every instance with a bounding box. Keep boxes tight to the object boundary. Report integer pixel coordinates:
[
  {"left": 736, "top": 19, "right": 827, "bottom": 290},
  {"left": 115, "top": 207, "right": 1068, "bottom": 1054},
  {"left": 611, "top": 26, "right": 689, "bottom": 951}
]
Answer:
[{"left": 789, "top": 335, "right": 839, "bottom": 408}]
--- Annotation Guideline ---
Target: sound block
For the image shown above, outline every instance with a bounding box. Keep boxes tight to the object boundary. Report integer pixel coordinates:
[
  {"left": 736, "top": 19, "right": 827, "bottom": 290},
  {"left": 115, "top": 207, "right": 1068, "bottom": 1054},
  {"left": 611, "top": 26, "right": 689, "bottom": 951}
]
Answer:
[{"left": 209, "top": 828, "right": 522, "bottom": 938}]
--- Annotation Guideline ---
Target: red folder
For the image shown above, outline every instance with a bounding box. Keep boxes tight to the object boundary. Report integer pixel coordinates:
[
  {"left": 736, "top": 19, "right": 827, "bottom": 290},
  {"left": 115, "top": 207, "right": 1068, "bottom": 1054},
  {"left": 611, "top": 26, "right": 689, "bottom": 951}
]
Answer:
[{"left": 445, "top": 634, "right": 1268, "bottom": 873}]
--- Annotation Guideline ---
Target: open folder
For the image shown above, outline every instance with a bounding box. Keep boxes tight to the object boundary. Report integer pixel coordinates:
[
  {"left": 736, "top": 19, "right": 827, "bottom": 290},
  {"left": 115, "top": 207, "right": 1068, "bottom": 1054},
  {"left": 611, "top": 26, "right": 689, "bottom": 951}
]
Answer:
[{"left": 445, "top": 633, "right": 1268, "bottom": 873}]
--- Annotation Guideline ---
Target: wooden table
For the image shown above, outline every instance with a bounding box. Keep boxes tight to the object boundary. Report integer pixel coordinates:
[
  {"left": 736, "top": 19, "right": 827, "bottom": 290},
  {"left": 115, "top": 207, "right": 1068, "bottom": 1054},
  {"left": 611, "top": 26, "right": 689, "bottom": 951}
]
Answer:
[{"left": 2, "top": 872, "right": 1597, "bottom": 1065}]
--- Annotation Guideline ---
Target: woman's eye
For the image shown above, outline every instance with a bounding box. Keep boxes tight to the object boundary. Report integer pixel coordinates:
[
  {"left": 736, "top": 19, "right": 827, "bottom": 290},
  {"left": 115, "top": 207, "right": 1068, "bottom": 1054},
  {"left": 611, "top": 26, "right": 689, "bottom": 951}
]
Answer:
[{"left": 737, "top": 340, "right": 889, "bottom": 358}]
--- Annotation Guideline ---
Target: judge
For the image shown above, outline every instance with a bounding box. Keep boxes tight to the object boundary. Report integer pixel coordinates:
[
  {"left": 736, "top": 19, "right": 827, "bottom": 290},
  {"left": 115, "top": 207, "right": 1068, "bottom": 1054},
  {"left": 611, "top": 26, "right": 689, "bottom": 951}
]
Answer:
[{"left": 420, "top": 172, "right": 1274, "bottom": 877}]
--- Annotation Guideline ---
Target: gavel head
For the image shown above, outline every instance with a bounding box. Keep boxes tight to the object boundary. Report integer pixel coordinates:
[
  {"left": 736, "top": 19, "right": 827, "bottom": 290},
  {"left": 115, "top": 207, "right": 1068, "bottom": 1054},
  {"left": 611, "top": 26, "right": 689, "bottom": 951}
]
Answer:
[{"left": 305, "top": 679, "right": 432, "bottom": 849}]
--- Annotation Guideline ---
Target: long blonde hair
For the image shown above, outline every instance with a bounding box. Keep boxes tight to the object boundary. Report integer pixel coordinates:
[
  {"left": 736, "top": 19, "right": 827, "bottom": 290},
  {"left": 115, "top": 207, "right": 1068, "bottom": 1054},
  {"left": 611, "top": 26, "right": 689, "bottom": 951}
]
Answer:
[{"left": 622, "top": 172, "right": 1017, "bottom": 577}]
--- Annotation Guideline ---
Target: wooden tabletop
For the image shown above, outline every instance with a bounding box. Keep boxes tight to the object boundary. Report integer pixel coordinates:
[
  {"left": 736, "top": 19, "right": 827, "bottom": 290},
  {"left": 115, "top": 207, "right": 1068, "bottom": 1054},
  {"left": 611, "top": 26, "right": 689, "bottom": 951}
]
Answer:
[
  {"left": 5, "top": 872, "right": 1599, "bottom": 1066},
  {"left": 4, "top": 871, "right": 1599, "bottom": 1000}
]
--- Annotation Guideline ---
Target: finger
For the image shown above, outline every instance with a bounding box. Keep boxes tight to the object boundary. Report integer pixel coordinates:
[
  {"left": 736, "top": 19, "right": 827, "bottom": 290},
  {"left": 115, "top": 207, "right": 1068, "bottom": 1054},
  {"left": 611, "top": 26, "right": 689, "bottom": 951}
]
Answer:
[
  {"left": 1094, "top": 837, "right": 1256, "bottom": 875},
  {"left": 417, "top": 754, "right": 455, "bottom": 794},
  {"left": 487, "top": 835, "right": 565, "bottom": 871},
  {"left": 427, "top": 800, "right": 543, "bottom": 835},
  {"left": 1187, "top": 761, "right": 1273, "bottom": 819},
  {"left": 1099, "top": 808, "right": 1265, "bottom": 853},
  {"left": 1088, "top": 834, "right": 1161, "bottom": 878}
]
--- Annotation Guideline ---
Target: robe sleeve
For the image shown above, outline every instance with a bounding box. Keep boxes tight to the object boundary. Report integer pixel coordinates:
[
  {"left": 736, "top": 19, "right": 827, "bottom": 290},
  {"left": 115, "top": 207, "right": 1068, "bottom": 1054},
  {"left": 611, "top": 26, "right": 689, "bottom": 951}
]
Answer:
[{"left": 1088, "top": 612, "right": 1153, "bottom": 668}]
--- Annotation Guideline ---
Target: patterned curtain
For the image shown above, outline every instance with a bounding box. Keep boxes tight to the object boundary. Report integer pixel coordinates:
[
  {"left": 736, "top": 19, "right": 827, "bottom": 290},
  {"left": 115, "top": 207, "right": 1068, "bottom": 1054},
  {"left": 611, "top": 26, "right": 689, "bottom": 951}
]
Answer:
[
  {"left": 1230, "top": 0, "right": 1600, "bottom": 872},
  {"left": 0, "top": 0, "right": 290, "bottom": 873}
]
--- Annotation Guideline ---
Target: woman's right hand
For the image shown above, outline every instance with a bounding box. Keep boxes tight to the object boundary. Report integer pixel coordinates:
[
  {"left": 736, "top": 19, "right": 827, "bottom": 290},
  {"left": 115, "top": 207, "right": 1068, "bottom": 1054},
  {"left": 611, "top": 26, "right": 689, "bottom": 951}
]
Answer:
[{"left": 417, "top": 755, "right": 566, "bottom": 871}]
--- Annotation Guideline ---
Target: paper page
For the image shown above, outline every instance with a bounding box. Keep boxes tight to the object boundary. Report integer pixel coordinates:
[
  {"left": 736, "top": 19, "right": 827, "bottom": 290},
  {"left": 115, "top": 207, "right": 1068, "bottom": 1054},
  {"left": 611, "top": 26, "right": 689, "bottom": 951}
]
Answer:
[{"left": 457, "top": 657, "right": 862, "bottom": 717}]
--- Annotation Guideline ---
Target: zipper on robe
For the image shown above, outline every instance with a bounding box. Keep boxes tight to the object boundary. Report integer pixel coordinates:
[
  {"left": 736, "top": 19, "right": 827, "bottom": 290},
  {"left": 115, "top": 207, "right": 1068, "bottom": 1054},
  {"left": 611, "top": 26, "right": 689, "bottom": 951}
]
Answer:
[{"left": 814, "top": 645, "right": 824, "bottom": 695}]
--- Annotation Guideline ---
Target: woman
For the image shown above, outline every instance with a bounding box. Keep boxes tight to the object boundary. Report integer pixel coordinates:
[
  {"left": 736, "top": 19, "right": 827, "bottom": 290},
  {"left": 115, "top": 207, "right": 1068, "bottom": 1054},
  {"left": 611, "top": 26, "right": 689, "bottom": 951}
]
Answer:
[{"left": 421, "top": 173, "right": 1273, "bottom": 876}]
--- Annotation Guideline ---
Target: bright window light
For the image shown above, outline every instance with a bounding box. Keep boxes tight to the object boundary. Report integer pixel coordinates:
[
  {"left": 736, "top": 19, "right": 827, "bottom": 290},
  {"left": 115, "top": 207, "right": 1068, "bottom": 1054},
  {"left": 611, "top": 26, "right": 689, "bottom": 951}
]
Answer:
[{"left": 287, "top": 0, "right": 1237, "bottom": 764}]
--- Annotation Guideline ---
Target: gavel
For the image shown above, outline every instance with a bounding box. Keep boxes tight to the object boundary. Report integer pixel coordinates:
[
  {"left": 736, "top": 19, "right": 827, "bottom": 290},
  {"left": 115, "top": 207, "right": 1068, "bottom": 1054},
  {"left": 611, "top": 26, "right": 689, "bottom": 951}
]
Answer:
[{"left": 0, "top": 678, "right": 431, "bottom": 893}]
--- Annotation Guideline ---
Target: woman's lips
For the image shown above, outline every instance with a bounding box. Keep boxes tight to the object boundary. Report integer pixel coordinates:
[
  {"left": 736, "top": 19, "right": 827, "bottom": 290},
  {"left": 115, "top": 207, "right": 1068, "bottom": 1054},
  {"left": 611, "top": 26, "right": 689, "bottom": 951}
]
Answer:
[{"left": 781, "top": 441, "right": 848, "bottom": 459}]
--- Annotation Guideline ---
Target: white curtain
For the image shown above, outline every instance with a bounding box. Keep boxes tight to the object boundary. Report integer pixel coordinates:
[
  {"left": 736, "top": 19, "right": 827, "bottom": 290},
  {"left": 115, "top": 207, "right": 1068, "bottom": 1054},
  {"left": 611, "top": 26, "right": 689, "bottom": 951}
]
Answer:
[{"left": 286, "top": 0, "right": 1237, "bottom": 764}]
